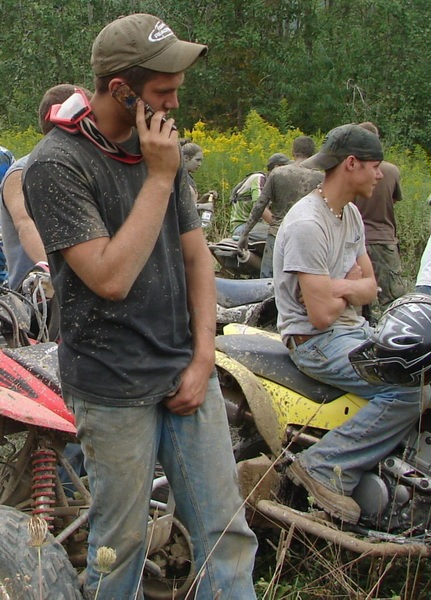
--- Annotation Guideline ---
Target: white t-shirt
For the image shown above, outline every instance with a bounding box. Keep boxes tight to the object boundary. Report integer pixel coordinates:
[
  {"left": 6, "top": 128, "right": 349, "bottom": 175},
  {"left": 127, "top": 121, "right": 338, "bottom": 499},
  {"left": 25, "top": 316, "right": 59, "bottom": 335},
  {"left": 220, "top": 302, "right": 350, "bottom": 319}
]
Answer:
[{"left": 416, "top": 236, "right": 431, "bottom": 286}]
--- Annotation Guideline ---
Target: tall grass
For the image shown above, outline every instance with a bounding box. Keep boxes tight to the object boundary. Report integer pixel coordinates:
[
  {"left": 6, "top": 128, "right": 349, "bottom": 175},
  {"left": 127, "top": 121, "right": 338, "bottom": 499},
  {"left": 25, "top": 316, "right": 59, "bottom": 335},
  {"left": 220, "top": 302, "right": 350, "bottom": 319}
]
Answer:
[{"left": 254, "top": 530, "right": 431, "bottom": 599}]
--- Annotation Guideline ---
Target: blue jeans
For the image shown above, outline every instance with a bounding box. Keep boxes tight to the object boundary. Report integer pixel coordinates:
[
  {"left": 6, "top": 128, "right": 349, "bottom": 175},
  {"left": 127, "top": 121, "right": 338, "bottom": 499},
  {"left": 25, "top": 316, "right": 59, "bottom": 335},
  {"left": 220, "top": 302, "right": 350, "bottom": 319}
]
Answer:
[
  {"left": 58, "top": 443, "right": 85, "bottom": 498},
  {"left": 259, "top": 233, "right": 276, "bottom": 278},
  {"left": 65, "top": 375, "right": 257, "bottom": 600},
  {"left": 289, "top": 324, "right": 425, "bottom": 495},
  {"left": 415, "top": 285, "right": 431, "bottom": 295}
]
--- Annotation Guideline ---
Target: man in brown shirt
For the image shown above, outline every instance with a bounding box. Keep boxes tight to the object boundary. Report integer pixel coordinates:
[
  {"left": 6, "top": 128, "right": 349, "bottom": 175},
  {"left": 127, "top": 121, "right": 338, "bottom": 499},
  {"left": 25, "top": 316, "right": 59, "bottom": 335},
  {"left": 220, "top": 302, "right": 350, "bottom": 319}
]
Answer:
[{"left": 353, "top": 122, "right": 405, "bottom": 324}]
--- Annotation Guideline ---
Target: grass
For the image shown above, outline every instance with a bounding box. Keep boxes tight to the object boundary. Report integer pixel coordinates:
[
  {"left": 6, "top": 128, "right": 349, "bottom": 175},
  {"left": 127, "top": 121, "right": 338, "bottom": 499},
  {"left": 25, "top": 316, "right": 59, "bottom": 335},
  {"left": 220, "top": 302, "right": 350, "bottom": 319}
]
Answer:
[{"left": 253, "top": 527, "right": 431, "bottom": 599}]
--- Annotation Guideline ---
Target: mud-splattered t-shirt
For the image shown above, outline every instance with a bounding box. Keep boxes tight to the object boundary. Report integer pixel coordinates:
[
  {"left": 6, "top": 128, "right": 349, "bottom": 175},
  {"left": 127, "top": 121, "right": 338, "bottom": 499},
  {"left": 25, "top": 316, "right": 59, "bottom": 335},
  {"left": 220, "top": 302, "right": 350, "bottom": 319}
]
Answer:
[{"left": 23, "top": 127, "right": 202, "bottom": 406}]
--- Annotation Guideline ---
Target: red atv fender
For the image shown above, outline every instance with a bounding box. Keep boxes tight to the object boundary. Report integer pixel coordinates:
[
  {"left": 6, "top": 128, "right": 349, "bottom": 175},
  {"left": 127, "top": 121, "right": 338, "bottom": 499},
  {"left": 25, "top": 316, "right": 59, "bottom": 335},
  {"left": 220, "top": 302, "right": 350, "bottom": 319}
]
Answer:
[
  {"left": 0, "top": 351, "right": 76, "bottom": 433},
  {"left": 0, "top": 387, "right": 76, "bottom": 433}
]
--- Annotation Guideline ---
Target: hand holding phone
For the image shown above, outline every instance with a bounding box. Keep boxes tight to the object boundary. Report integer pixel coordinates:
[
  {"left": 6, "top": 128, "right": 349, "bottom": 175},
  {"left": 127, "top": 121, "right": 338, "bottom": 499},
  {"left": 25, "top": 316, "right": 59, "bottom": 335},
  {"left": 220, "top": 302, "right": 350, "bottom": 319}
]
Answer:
[{"left": 112, "top": 83, "right": 176, "bottom": 130}]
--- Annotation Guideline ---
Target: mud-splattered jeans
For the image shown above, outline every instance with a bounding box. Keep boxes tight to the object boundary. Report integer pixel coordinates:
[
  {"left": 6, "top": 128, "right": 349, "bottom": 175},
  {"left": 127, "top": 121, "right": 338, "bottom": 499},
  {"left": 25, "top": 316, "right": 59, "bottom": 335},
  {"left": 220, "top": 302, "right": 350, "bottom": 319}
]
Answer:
[
  {"left": 65, "top": 374, "right": 257, "bottom": 600},
  {"left": 289, "top": 324, "right": 426, "bottom": 495}
]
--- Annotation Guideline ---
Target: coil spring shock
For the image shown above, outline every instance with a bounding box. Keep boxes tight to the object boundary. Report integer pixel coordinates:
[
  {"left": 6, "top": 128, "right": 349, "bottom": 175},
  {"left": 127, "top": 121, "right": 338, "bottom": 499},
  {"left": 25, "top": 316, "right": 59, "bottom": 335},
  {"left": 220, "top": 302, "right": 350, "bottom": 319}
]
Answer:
[{"left": 31, "top": 446, "right": 57, "bottom": 528}]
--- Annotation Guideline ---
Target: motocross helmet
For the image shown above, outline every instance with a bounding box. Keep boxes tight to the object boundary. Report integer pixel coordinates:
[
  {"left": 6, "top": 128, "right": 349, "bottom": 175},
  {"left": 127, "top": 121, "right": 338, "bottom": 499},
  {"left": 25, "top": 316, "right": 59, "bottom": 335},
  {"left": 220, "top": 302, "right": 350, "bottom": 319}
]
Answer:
[{"left": 349, "top": 293, "right": 431, "bottom": 387}]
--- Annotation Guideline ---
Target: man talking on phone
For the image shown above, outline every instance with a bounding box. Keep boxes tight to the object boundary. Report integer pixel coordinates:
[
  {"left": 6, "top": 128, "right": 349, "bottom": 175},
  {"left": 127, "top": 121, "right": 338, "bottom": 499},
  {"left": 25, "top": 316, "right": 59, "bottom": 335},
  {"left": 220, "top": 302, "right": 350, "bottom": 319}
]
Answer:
[{"left": 23, "top": 14, "right": 257, "bottom": 600}]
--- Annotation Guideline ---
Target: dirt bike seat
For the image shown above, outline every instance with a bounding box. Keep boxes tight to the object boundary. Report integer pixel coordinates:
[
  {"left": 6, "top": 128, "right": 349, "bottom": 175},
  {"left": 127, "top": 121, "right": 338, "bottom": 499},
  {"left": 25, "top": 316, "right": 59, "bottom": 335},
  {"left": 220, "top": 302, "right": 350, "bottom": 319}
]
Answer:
[
  {"left": 3, "top": 343, "right": 61, "bottom": 394},
  {"left": 215, "top": 333, "right": 342, "bottom": 403},
  {"left": 216, "top": 278, "right": 274, "bottom": 308}
]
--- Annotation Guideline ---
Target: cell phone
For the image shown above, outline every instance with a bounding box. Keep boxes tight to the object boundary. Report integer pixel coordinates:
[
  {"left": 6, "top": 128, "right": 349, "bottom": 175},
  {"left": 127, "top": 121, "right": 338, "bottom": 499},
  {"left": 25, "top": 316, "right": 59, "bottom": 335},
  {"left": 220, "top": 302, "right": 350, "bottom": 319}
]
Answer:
[{"left": 112, "top": 83, "right": 176, "bottom": 130}]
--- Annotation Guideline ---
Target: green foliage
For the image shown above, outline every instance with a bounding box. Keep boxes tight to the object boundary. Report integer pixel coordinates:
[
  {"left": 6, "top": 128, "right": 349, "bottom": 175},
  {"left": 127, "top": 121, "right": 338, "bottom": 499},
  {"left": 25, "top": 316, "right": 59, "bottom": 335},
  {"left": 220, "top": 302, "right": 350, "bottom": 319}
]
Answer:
[
  {"left": 0, "top": 0, "right": 431, "bottom": 148},
  {"left": 391, "top": 144, "right": 431, "bottom": 285},
  {"left": 185, "top": 111, "right": 431, "bottom": 281},
  {"left": 0, "top": 127, "right": 42, "bottom": 159},
  {"left": 184, "top": 111, "right": 303, "bottom": 238}
]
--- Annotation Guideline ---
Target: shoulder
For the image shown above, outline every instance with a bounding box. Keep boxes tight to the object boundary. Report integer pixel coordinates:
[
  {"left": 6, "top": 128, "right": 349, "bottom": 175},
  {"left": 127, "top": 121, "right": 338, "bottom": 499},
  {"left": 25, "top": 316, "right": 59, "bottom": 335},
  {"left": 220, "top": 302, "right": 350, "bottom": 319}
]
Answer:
[
  {"left": 380, "top": 161, "right": 400, "bottom": 178},
  {"left": 345, "top": 202, "right": 365, "bottom": 226},
  {"left": 252, "top": 171, "right": 266, "bottom": 183},
  {"left": 2, "top": 154, "right": 28, "bottom": 184},
  {"left": 270, "top": 164, "right": 295, "bottom": 179}
]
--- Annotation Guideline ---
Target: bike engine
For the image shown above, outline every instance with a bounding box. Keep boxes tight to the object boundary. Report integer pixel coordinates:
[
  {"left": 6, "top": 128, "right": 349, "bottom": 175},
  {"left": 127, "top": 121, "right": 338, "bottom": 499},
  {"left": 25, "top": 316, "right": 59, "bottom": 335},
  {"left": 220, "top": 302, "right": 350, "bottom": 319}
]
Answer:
[{"left": 353, "top": 442, "right": 431, "bottom": 534}]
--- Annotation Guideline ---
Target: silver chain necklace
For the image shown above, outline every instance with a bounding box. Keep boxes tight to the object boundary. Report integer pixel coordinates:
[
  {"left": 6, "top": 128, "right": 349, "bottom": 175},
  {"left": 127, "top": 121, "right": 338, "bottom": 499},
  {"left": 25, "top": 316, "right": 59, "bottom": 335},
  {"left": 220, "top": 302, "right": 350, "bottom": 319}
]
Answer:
[{"left": 317, "top": 185, "right": 343, "bottom": 220}]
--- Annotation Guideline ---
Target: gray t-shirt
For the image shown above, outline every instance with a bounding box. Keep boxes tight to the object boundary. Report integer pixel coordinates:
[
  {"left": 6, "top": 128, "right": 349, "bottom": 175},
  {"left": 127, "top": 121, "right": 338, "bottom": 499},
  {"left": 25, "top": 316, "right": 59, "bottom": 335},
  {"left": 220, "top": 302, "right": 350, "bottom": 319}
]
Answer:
[
  {"left": 24, "top": 126, "right": 201, "bottom": 406},
  {"left": 273, "top": 191, "right": 366, "bottom": 344}
]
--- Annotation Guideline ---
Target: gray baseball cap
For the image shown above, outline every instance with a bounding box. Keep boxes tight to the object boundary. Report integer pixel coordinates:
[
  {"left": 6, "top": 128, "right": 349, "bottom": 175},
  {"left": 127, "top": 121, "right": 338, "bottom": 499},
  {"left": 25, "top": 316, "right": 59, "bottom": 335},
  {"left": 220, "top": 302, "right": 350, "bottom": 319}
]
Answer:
[
  {"left": 91, "top": 14, "right": 208, "bottom": 77},
  {"left": 267, "top": 153, "right": 291, "bottom": 170},
  {"left": 302, "top": 124, "right": 383, "bottom": 171}
]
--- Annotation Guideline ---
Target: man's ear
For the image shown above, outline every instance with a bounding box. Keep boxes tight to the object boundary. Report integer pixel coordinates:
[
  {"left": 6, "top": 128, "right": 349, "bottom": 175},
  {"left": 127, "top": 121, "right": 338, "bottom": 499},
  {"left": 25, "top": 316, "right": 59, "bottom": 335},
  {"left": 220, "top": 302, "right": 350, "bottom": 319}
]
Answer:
[{"left": 345, "top": 155, "right": 356, "bottom": 170}]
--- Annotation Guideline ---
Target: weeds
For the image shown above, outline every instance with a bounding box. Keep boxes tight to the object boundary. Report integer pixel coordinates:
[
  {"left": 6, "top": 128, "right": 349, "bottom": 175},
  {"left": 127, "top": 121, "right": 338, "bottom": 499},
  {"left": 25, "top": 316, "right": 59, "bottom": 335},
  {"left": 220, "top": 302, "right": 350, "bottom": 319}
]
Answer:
[
  {"left": 254, "top": 530, "right": 431, "bottom": 599},
  {"left": 27, "top": 515, "right": 48, "bottom": 600},
  {"left": 94, "top": 546, "right": 116, "bottom": 600}
]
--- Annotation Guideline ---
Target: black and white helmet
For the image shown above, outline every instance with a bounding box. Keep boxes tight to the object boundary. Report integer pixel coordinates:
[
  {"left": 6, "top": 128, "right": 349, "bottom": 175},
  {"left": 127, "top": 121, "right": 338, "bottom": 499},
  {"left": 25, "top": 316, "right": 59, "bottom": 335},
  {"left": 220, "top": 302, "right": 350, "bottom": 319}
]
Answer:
[{"left": 349, "top": 294, "right": 431, "bottom": 387}]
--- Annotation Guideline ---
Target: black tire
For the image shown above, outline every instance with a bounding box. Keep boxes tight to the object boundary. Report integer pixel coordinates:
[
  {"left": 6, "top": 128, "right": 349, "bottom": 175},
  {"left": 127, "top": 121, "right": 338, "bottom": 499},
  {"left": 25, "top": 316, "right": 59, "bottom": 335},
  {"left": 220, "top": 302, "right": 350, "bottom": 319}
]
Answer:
[
  {"left": 0, "top": 505, "right": 82, "bottom": 600},
  {"left": 233, "top": 432, "right": 270, "bottom": 462}
]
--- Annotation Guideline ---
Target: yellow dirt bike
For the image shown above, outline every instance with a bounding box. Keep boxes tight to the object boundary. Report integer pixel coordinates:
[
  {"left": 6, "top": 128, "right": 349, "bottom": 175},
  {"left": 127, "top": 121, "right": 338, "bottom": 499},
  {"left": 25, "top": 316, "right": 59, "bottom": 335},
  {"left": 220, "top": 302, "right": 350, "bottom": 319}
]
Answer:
[{"left": 215, "top": 323, "right": 431, "bottom": 558}]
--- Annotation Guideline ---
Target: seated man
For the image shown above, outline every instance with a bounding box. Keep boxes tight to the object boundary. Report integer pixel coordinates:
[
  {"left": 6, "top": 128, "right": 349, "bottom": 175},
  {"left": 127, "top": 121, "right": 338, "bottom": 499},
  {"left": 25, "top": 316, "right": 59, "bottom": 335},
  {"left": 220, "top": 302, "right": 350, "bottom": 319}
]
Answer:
[
  {"left": 273, "top": 124, "right": 424, "bottom": 524},
  {"left": 229, "top": 153, "right": 290, "bottom": 242}
]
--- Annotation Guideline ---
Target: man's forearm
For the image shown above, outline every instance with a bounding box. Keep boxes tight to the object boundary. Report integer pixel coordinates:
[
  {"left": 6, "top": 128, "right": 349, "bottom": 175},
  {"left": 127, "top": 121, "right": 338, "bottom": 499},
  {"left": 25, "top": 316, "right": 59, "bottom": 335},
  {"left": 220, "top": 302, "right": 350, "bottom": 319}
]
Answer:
[
  {"left": 239, "top": 196, "right": 270, "bottom": 240},
  {"left": 332, "top": 277, "right": 377, "bottom": 307}
]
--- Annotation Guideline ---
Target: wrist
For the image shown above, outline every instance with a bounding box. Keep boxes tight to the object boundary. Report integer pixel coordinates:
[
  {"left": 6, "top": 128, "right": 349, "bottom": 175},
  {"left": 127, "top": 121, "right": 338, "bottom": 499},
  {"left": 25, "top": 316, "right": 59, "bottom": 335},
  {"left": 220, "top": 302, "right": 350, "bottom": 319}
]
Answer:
[{"left": 35, "top": 261, "right": 49, "bottom": 272}]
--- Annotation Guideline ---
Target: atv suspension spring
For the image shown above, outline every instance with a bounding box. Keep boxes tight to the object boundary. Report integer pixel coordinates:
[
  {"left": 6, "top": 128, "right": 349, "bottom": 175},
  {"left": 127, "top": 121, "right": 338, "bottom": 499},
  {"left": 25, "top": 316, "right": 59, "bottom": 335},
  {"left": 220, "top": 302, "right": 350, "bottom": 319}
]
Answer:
[{"left": 31, "top": 447, "right": 57, "bottom": 528}]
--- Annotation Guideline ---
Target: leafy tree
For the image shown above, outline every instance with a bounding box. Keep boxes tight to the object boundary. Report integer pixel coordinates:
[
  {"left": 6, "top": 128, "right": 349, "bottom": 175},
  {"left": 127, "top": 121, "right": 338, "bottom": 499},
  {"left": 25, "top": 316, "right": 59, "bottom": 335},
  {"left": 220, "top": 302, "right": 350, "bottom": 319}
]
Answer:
[{"left": 1, "top": 0, "right": 431, "bottom": 151}]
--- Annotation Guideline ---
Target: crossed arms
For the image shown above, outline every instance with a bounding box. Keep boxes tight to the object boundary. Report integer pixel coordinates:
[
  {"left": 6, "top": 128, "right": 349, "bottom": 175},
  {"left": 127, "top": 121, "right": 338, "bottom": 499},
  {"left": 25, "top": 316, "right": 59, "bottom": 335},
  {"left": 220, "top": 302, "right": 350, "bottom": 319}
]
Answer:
[{"left": 298, "top": 253, "right": 378, "bottom": 330}]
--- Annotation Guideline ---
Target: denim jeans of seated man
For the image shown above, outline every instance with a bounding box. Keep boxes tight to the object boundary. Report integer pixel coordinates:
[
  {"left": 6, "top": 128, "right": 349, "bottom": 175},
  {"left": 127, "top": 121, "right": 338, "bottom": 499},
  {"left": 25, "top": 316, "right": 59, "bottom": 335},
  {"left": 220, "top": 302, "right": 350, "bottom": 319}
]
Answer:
[
  {"left": 415, "top": 285, "right": 431, "bottom": 296},
  {"left": 288, "top": 323, "right": 425, "bottom": 496}
]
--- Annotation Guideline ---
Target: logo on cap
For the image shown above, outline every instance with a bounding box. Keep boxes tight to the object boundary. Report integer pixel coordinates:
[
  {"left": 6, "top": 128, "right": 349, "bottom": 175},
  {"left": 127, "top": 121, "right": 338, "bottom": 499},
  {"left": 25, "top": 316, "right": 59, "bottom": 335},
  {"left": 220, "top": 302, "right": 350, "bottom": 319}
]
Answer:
[{"left": 148, "top": 21, "right": 175, "bottom": 43}]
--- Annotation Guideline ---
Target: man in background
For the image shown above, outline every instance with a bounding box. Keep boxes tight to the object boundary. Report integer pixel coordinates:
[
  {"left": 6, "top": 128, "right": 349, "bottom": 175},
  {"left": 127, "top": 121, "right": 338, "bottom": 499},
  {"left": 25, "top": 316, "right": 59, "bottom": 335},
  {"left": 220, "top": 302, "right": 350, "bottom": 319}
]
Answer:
[
  {"left": 353, "top": 121, "right": 405, "bottom": 324},
  {"left": 238, "top": 136, "right": 323, "bottom": 277},
  {"left": 1, "top": 85, "right": 92, "bottom": 290}
]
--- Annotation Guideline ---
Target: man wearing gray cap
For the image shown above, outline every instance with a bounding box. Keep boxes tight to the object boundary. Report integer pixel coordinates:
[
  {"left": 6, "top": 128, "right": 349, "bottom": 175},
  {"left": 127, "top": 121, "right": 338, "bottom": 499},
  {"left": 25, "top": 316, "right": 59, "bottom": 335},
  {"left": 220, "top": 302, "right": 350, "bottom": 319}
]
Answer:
[
  {"left": 273, "top": 124, "right": 424, "bottom": 525},
  {"left": 23, "top": 13, "right": 257, "bottom": 600}
]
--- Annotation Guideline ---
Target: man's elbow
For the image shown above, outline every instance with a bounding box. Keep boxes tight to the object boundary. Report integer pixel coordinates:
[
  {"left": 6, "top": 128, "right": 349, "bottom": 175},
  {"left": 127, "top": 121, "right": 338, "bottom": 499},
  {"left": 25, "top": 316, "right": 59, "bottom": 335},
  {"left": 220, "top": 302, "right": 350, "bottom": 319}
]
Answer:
[
  {"left": 308, "top": 304, "right": 343, "bottom": 330},
  {"left": 89, "top": 278, "right": 132, "bottom": 301},
  {"left": 309, "top": 314, "right": 335, "bottom": 330}
]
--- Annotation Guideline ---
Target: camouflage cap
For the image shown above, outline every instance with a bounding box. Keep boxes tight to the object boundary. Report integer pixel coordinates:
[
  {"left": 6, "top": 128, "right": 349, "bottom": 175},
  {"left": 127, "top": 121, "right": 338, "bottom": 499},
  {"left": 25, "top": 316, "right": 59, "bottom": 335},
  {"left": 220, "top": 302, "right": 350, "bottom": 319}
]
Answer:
[
  {"left": 91, "top": 14, "right": 207, "bottom": 77},
  {"left": 267, "top": 153, "right": 291, "bottom": 170},
  {"left": 302, "top": 124, "right": 383, "bottom": 171}
]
